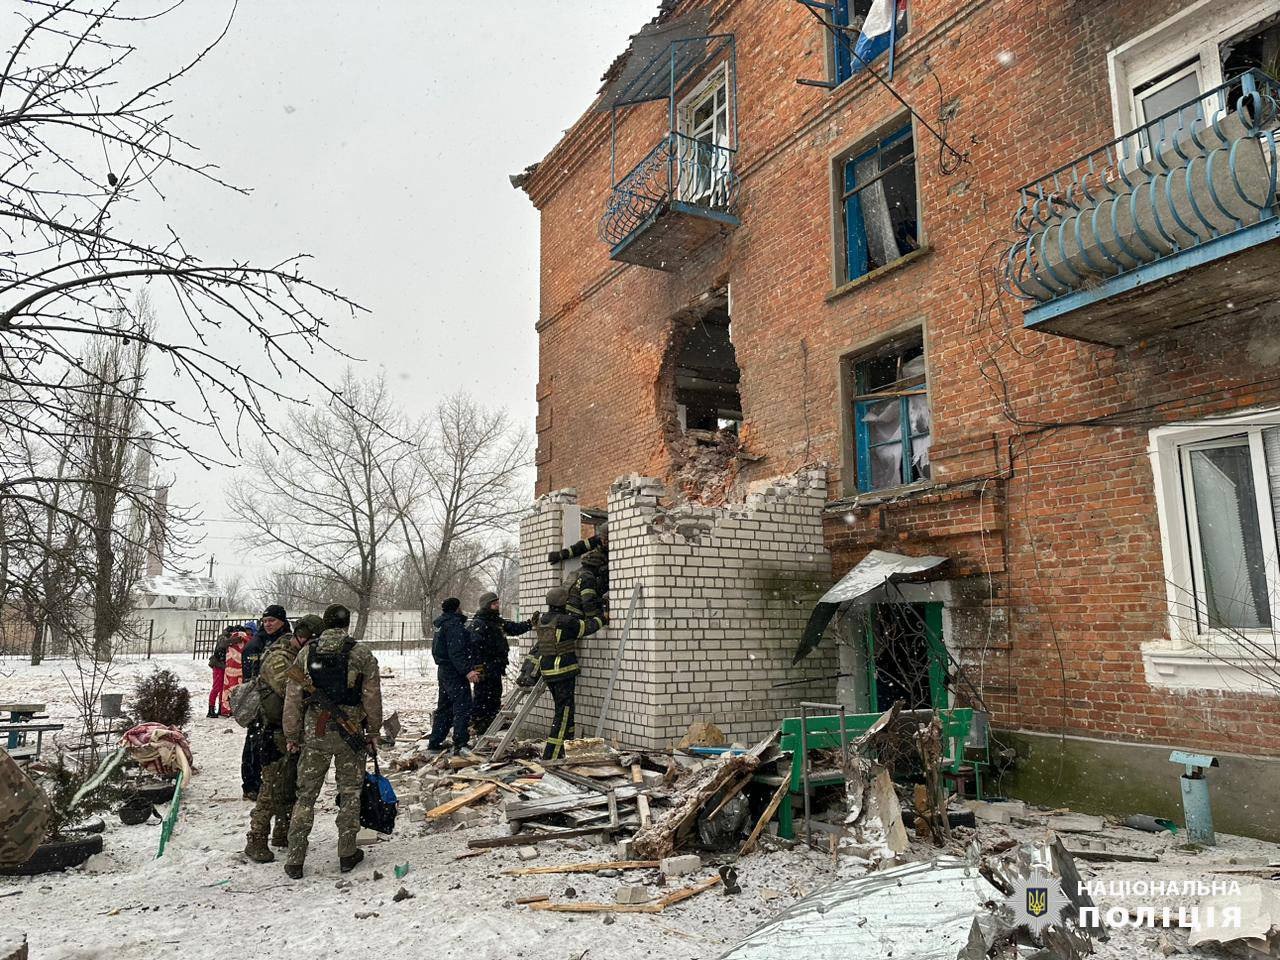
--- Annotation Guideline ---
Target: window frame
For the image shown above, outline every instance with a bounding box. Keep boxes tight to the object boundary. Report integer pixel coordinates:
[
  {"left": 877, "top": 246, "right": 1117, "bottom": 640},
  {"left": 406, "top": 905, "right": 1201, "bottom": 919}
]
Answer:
[
  {"left": 676, "top": 62, "right": 731, "bottom": 206},
  {"left": 829, "top": 0, "right": 909, "bottom": 87},
  {"left": 1150, "top": 410, "right": 1280, "bottom": 640},
  {"left": 835, "top": 122, "right": 919, "bottom": 285},
  {"left": 1107, "top": 0, "right": 1278, "bottom": 138},
  {"left": 844, "top": 330, "right": 931, "bottom": 495}
]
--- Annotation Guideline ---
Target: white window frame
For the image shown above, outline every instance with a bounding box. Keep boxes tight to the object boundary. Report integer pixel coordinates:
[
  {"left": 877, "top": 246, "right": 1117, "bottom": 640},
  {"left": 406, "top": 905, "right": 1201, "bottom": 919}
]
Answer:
[
  {"left": 1146, "top": 408, "right": 1280, "bottom": 693},
  {"left": 1107, "top": 0, "right": 1280, "bottom": 138},
  {"left": 676, "top": 63, "right": 731, "bottom": 205}
]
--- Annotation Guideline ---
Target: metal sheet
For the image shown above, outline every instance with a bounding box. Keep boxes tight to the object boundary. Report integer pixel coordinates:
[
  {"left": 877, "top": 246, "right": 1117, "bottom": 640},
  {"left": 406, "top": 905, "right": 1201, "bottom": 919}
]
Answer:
[
  {"left": 818, "top": 549, "right": 946, "bottom": 605},
  {"left": 717, "top": 857, "right": 1000, "bottom": 960},
  {"left": 595, "top": 9, "right": 711, "bottom": 110}
]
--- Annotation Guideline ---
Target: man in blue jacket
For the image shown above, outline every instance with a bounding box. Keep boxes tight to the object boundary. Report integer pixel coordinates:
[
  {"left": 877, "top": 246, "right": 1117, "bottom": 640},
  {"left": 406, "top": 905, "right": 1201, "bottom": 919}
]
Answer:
[{"left": 427, "top": 597, "right": 480, "bottom": 757}]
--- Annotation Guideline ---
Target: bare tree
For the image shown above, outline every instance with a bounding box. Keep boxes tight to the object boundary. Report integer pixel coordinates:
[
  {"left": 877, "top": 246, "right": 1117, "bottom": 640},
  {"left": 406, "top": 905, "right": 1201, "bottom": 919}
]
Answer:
[
  {"left": 1, "top": 3, "right": 357, "bottom": 665},
  {"left": 228, "top": 371, "right": 420, "bottom": 638},
  {"left": 219, "top": 573, "right": 249, "bottom": 613},
  {"left": 395, "top": 393, "right": 528, "bottom": 634}
]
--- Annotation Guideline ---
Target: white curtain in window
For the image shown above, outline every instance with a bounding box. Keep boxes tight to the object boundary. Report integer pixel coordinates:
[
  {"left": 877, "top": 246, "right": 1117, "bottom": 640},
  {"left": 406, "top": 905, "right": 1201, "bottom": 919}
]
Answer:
[
  {"left": 862, "top": 399, "right": 902, "bottom": 489},
  {"left": 854, "top": 149, "right": 899, "bottom": 268},
  {"left": 1188, "top": 444, "right": 1269, "bottom": 629}
]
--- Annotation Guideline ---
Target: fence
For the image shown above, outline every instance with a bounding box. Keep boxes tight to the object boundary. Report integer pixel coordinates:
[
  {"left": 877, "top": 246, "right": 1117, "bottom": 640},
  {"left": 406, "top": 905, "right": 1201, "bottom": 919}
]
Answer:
[{"left": 0, "top": 616, "right": 157, "bottom": 661}]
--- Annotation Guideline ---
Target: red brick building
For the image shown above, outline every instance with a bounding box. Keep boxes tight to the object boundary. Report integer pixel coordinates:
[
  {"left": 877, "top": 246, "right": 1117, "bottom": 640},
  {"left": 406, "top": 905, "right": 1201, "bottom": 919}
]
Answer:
[{"left": 517, "top": 0, "right": 1280, "bottom": 836}]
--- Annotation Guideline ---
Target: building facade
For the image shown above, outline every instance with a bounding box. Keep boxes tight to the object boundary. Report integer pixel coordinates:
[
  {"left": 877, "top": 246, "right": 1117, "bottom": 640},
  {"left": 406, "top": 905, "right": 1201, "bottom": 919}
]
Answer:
[{"left": 517, "top": 0, "right": 1280, "bottom": 835}]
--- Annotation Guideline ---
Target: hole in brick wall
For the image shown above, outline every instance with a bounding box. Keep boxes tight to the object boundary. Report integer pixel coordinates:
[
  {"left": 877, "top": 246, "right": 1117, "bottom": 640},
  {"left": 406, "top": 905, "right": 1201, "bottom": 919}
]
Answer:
[{"left": 657, "top": 289, "right": 746, "bottom": 504}]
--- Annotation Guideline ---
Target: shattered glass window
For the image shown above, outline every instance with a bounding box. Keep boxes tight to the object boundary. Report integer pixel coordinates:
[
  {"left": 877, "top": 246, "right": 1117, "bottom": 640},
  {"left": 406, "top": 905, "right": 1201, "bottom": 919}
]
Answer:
[
  {"left": 851, "top": 335, "right": 930, "bottom": 493},
  {"left": 1180, "top": 428, "right": 1280, "bottom": 632}
]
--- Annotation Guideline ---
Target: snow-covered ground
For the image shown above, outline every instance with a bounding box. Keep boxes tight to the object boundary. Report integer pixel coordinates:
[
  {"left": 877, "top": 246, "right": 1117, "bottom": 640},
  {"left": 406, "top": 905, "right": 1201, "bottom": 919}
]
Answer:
[
  {"left": 0, "top": 654, "right": 826, "bottom": 960},
  {"left": 3, "top": 654, "right": 1277, "bottom": 960}
]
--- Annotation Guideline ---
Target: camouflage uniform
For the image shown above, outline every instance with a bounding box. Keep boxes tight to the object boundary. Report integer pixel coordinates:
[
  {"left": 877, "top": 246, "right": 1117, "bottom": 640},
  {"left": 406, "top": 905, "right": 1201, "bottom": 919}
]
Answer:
[
  {"left": 283, "top": 627, "right": 382, "bottom": 869},
  {"left": 245, "top": 633, "right": 304, "bottom": 850}
]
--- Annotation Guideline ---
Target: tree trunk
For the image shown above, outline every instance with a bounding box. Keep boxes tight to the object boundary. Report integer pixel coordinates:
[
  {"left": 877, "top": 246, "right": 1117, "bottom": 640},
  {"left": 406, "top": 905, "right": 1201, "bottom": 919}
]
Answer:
[{"left": 30, "top": 617, "right": 44, "bottom": 666}]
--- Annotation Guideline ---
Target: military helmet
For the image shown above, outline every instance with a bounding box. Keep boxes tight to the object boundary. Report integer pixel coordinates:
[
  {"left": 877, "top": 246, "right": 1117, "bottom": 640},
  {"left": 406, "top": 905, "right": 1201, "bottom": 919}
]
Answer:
[
  {"left": 546, "top": 586, "right": 569, "bottom": 608},
  {"left": 322, "top": 603, "right": 351, "bottom": 629},
  {"left": 294, "top": 614, "right": 325, "bottom": 640},
  {"left": 477, "top": 591, "right": 499, "bottom": 610},
  {"left": 581, "top": 548, "right": 606, "bottom": 568}
]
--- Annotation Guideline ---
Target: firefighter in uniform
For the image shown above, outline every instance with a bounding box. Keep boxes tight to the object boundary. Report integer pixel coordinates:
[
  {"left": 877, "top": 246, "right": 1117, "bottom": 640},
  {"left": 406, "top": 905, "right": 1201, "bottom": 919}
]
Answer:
[{"left": 519, "top": 586, "right": 607, "bottom": 760}]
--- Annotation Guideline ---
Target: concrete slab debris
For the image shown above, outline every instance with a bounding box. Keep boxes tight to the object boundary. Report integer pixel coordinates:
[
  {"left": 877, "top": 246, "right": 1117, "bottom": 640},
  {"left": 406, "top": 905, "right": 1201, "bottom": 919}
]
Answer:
[
  {"left": 615, "top": 884, "right": 650, "bottom": 905},
  {"left": 516, "top": 846, "right": 539, "bottom": 861},
  {"left": 1047, "top": 814, "right": 1106, "bottom": 833},
  {"left": 660, "top": 854, "right": 701, "bottom": 877}
]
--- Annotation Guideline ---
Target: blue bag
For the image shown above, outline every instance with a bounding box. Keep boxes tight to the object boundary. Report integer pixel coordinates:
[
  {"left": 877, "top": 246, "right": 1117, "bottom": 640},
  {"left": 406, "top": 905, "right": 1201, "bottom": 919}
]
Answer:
[{"left": 359, "top": 756, "right": 398, "bottom": 834}]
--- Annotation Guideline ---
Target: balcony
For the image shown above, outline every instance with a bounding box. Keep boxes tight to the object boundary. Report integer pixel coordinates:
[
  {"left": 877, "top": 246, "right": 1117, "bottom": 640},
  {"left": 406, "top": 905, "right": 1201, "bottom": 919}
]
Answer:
[
  {"left": 597, "top": 31, "right": 739, "bottom": 271},
  {"left": 599, "top": 132, "right": 740, "bottom": 269},
  {"left": 1004, "top": 70, "right": 1280, "bottom": 347}
]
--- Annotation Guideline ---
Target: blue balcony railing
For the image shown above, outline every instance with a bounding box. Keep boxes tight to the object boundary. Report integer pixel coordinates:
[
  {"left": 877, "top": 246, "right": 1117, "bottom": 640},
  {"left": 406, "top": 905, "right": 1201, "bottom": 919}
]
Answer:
[
  {"left": 1003, "top": 69, "right": 1279, "bottom": 322},
  {"left": 598, "top": 132, "right": 740, "bottom": 249}
]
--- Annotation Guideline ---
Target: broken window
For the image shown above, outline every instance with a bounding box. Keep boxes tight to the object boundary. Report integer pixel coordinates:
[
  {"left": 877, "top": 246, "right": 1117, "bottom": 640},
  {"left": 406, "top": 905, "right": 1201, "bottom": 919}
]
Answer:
[
  {"left": 831, "top": 0, "right": 909, "bottom": 85},
  {"left": 849, "top": 333, "right": 930, "bottom": 493},
  {"left": 678, "top": 65, "right": 732, "bottom": 207},
  {"left": 674, "top": 306, "right": 741, "bottom": 433},
  {"left": 839, "top": 124, "right": 918, "bottom": 284},
  {"left": 1179, "top": 428, "right": 1280, "bottom": 632}
]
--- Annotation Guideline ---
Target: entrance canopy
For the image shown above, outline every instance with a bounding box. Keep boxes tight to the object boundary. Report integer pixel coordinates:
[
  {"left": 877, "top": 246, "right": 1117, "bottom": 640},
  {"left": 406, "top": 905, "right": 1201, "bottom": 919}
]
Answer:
[{"left": 793, "top": 550, "right": 946, "bottom": 663}]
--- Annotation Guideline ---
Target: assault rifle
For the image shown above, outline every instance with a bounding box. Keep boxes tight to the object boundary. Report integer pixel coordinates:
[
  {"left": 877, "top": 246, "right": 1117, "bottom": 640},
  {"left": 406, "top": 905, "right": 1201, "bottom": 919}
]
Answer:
[{"left": 285, "top": 663, "right": 373, "bottom": 757}]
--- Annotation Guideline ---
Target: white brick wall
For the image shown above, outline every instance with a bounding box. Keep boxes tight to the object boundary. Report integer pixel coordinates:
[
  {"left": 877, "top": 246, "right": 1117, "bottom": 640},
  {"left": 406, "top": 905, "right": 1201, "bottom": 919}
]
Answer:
[{"left": 514, "top": 472, "right": 839, "bottom": 751}]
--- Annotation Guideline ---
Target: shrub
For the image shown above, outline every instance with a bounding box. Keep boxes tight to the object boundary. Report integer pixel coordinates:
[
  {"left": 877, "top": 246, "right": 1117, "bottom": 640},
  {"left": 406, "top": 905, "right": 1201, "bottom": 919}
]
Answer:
[
  {"left": 38, "top": 750, "right": 125, "bottom": 840},
  {"left": 129, "top": 668, "right": 192, "bottom": 730}
]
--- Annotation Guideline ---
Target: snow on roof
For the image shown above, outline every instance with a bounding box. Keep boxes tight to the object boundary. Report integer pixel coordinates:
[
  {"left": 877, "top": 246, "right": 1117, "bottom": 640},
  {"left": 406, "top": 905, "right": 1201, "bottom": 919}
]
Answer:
[{"left": 139, "top": 574, "right": 222, "bottom": 599}]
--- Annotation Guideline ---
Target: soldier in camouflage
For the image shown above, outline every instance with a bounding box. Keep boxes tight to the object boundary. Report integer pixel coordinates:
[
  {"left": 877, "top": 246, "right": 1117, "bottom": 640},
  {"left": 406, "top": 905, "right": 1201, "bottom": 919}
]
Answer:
[
  {"left": 281, "top": 604, "right": 382, "bottom": 879},
  {"left": 243, "top": 613, "right": 324, "bottom": 863}
]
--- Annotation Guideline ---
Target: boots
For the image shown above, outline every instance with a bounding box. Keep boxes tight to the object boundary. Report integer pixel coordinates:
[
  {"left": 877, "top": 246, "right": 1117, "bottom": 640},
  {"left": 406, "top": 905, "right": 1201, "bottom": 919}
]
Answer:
[
  {"left": 339, "top": 849, "right": 364, "bottom": 873},
  {"left": 270, "top": 819, "right": 290, "bottom": 848},
  {"left": 284, "top": 862, "right": 303, "bottom": 880},
  {"left": 244, "top": 836, "right": 275, "bottom": 864},
  {"left": 207, "top": 706, "right": 218, "bottom": 718}
]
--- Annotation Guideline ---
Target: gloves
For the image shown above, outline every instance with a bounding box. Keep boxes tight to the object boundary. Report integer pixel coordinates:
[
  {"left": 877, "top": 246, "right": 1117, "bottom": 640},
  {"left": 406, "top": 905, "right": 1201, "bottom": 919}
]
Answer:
[{"left": 515, "top": 656, "right": 540, "bottom": 688}]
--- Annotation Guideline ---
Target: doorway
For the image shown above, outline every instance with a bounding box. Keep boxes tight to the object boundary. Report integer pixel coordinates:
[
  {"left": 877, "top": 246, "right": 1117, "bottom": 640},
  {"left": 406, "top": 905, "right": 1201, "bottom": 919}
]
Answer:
[{"left": 864, "top": 601, "right": 947, "bottom": 712}]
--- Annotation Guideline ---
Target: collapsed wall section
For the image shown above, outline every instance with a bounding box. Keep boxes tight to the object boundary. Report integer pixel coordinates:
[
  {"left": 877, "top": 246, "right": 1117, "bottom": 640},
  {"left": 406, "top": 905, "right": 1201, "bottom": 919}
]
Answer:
[{"left": 515, "top": 471, "right": 840, "bottom": 751}]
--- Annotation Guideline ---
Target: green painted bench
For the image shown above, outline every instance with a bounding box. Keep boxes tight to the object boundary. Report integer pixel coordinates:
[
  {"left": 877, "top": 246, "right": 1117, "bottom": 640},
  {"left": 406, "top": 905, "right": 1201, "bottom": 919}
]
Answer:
[{"left": 763, "top": 707, "right": 980, "bottom": 839}]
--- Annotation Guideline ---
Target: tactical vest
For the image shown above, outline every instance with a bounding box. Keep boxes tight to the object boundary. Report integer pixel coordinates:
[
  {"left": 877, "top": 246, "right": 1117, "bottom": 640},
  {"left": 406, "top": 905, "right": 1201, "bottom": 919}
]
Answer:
[
  {"left": 307, "top": 639, "right": 362, "bottom": 707},
  {"left": 537, "top": 613, "right": 582, "bottom": 659}
]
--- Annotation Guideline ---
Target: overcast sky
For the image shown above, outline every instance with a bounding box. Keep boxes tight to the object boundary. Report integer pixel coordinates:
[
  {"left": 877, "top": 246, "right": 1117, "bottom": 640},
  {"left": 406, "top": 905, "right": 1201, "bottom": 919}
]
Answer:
[{"left": 86, "top": 1, "right": 655, "bottom": 589}]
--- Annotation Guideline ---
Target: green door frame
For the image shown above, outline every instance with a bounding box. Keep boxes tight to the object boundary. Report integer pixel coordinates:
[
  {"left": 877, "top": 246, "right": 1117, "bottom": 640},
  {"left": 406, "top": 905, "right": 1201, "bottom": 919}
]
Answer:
[{"left": 864, "top": 601, "right": 948, "bottom": 711}]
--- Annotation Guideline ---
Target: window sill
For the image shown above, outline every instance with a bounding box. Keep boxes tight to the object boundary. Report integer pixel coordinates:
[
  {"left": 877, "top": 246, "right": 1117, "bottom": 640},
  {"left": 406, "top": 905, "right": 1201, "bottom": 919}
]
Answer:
[
  {"left": 837, "top": 479, "right": 937, "bottom": 507},
  {"left": 826, "top": 246, "right": 931, "bottom": 303},
  {"left": 1141, "top": 637, "right": 1280, "bottom": 695}
]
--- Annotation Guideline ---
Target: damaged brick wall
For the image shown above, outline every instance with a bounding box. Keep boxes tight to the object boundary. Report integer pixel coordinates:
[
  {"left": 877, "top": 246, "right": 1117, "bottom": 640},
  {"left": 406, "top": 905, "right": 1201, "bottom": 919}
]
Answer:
[{"left": 515, "top": 471, "right": 839, "bottom": 750}]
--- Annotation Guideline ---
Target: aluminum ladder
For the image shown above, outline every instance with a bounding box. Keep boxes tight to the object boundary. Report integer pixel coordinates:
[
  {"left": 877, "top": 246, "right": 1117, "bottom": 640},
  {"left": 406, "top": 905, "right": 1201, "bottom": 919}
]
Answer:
[{"left": 474, "top": 676, "right": 546, "bottom": 761}]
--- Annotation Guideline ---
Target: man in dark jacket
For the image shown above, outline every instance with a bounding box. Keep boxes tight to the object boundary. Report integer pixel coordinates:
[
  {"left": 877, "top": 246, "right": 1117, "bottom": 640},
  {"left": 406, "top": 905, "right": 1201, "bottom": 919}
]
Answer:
[
  {"left": 242, "top": 604, "right": 291, "bottom": 800},
  {"left": 427, "top": 598, "right": 479, "bottom": 756},
  {"left": 526, "top": 587, "right": 606, "bottom": 760},
  {"left": 467, "top": 591, "right": 532, "bottom": 736}
]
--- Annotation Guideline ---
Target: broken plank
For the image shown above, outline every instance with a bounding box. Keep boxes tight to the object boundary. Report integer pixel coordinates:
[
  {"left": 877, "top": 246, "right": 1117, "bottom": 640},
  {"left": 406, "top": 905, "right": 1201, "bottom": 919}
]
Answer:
[
  {"left": 632, "top": 764, "right": 652, "bottom": 828},
  {"left": 739, "top": 778, "right": 790, "bottom": 857},
  {"left": 451, "top": 772, "right": 525, "bottom": 796},
  {"left": 656, "top": 874, "right": 722, "bottom": 908},
  {"left": 529, "top": 875, "right": 722, "bottom": 914},
  {"left": 504, "top": 785, "right": 641, "bottom": 821},
  {"left": 467, "top": 827, "right": 613, "bottom": 849},
  {"left": 427, "top": 782, "right": 497, "bottom": 818},
  {"left": 502, "top": 860, "right": 659, "bottom": 876},
  {"left": 1064, "top": 847, "right": 1159, "bottom": 864},
  {"left": 515, "top": 894, "right": 550, "bottom": 905},
  {"left": 454, "top": 849, "right": 489, "bottom": 860},
  {"left": 516, "top": 759, "right": 546, "bottom": 777}
]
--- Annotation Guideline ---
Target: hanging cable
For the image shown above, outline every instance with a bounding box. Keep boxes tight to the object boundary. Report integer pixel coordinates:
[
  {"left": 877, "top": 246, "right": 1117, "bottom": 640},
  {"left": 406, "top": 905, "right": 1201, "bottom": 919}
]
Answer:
[{"left": 792, "top": 0, "right": 969, "bottom": 171}]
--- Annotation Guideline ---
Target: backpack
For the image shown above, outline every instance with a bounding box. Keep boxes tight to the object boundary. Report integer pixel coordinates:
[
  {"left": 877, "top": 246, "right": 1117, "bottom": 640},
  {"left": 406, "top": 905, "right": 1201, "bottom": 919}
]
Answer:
[
  {"left": 307, "top": 638, "right": 362, "bottom": 707},
  {"left": 359, "top": 756, "right": 398, "bottom": 834},
  {"left": 229, "top": 677, "right": 264, "bottom": 728}
]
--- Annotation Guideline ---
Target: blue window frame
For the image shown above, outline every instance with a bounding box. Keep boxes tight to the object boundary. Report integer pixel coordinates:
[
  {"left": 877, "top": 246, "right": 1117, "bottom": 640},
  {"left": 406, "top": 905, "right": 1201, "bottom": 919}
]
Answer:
[
  {"left": 832, "top": 0, "right": 909, "bottom": 85},
  {"left": 840, "top": 124, "right": 918, "bottom": 283},
  {"left": 851, "top": 336, "right": 930, "bottom": 493}
]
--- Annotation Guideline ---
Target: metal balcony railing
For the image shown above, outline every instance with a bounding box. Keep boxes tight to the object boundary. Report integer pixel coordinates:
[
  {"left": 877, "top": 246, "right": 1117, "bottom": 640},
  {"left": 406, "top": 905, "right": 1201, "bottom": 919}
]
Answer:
[
  {"left": 598, "top": 132, "right": 740, "bottom": 248},
  {"left": 1003, "top": 69, "right": 1280, "bottom": 306}
]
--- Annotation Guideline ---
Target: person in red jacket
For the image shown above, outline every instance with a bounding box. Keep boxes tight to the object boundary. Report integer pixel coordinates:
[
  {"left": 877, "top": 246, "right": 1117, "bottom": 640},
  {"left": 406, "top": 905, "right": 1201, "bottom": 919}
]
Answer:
[{"left": 207, "top": 627, "right": 233, "bottom": 718}]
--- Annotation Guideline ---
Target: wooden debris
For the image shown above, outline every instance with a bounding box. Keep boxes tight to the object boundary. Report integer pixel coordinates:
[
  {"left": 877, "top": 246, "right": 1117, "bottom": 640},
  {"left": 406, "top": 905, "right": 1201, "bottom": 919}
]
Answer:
[
  {"left": 503, "top": 785, "right": 642, "bottom": 822},
  {"left": 1063, "top": 847, "right": 1158, "bottom": 863},
  {"left": 529, "top": 875, "right": 722, "bottom": 914},
  {"left": 454, "top": 849, "right": 488, "bottom": 860},
  {"left": 426, "top": 782, "right": 497, "bottom": 819},
  {"left": 632, "top": 764, "right": 652, "bottom": 828},
  {"left": 466, "top": 827, "right": 613, "bottom": 849},
  {"left": 451, "top": 771, "right": 525, "bottom": 796},
  {"left": 704, "top": 773, "right": 752, "bottom": 822},
  {"left": 632, "top": 750, "right": 763, "bottom": 860},
  {"left": 515, "top": 894, "right": 550, "bottom": 905},
  {"left": 740, "top": 778, "right": 790, "bottom": 857},
  {"left": 502, "top": 859, "right": 659, "bottom": 876}
]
